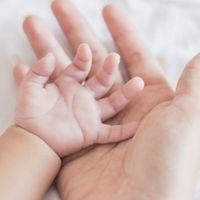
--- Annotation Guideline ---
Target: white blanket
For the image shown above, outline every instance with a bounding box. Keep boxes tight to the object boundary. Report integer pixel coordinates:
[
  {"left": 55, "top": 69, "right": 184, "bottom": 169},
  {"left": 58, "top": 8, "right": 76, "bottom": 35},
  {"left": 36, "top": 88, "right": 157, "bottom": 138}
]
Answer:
[{"left": 0, "top": 0, "right": 200, "bottom": 199}]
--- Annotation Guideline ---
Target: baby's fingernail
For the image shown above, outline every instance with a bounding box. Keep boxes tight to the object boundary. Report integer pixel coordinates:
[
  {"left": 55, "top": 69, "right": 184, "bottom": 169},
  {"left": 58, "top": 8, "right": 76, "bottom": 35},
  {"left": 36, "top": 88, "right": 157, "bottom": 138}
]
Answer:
[
  {"left": 112, "top": 53, "right": 120, "bottom": 62},
  {"left": 132, "top": 76, "right": 145, "bottom": 90}
]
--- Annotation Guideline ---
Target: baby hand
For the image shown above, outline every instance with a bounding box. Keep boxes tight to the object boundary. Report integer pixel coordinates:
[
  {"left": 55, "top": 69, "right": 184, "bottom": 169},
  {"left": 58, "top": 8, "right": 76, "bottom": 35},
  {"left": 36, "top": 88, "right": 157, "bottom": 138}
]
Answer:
[{"left": 15, "top": 44, "right": 144, "bottom": 157}]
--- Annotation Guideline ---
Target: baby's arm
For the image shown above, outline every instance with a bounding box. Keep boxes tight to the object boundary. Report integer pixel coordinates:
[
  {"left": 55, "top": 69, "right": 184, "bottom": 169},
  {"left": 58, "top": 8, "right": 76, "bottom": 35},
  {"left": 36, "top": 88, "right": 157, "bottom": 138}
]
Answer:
[{"left": 0, "top": 126, "right": 61, "bottom": 200}]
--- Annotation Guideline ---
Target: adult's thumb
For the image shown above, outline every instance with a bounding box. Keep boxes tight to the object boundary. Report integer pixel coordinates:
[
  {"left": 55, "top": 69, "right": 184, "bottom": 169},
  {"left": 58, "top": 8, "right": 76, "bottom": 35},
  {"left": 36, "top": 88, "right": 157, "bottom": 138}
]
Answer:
[{"left": 176, "top": 54, "right": 200, "bottom": 98}]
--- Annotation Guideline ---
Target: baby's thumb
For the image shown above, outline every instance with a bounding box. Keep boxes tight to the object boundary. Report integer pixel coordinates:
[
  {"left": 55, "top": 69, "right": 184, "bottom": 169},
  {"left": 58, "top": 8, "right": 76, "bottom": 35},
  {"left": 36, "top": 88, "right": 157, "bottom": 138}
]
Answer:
[
  {"left": 176, "top": 54, "right": 200, "bottom": 98},
  {"left": 24, "top": 53, "right": 55, "bottom": 87},
  {"left": 13, "top": 64, "right": 29, "bottom": 87}
]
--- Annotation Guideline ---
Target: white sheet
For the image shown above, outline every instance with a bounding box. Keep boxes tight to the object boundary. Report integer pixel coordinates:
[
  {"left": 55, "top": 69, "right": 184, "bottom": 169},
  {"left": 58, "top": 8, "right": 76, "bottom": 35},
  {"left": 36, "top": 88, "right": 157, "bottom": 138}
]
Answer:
[{"left": 0, "top": 0, "right": 200, "bottom": 199}]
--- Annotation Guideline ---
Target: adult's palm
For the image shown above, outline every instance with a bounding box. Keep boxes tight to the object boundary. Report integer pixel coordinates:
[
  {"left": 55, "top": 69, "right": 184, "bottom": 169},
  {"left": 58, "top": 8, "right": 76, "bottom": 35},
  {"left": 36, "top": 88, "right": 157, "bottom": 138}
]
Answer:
[{"left": 52, "top": 5, "right": 174, "bottom": 199}]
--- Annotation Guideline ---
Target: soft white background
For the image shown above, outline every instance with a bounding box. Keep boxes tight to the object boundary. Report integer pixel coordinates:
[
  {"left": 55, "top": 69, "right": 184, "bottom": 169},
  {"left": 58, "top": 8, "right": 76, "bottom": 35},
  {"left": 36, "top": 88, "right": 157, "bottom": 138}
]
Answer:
[{"left": 0, "top": 0, "right": 200, "bottom": 199}]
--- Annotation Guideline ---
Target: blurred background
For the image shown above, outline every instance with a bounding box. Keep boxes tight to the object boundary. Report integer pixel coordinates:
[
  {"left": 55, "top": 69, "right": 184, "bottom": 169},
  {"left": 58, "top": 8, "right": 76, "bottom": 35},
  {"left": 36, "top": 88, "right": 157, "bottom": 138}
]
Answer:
[{"left": 0, "top": 0, "right": 200, "bottom": 199}]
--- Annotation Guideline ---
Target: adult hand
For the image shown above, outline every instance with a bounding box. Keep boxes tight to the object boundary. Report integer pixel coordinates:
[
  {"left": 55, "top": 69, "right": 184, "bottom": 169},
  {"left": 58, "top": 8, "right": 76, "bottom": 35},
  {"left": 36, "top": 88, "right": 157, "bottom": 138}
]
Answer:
[{"left": 14, "top": 1, "right": 200, "bottom": 199}]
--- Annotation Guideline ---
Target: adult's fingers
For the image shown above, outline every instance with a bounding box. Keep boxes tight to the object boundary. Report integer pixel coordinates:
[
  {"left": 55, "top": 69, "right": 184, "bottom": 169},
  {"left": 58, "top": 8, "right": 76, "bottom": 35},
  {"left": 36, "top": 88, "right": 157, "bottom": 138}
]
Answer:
[
  {"left": 23, "top": 15, "right": 71, "bottom": 78},
  {"left": 51, "top": 0, "right": 110, "bottom": 78},
  {"left": 103, "top": 4, "right": 166, "bottom": 85},
  {"left": 176, "top": 54, "right": 200, "bottom": 98}
]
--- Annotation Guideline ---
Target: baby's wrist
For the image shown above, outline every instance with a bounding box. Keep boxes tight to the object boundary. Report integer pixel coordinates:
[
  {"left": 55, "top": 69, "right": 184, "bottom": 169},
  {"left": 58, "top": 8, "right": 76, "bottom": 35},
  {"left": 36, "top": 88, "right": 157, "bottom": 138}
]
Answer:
[
  {"left": 0, "top": 125, "right": 61, "bottom": 199},
  {"left": 14, "top": 123, "right": 63, "bottom": 157},
  {"left": 4, "top": 125, "right": 61, "bottom": 166}
]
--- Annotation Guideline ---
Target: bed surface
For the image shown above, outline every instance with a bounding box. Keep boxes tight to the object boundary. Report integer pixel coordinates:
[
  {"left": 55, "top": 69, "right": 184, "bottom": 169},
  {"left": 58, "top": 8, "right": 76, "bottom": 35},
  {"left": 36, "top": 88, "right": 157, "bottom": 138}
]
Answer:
[{"left": 0, "top": 0, "right": 200, "bottom": 199}]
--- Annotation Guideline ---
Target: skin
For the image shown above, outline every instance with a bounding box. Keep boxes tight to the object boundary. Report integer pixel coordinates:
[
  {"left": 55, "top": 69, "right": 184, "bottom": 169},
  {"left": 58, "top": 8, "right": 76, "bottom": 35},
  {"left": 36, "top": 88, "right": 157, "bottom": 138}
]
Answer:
[
  {"left": 14, "top": 1, "right": 200, "bottom": 199},
  {"left": 15, "top": 43, "right": 144, "bottom": 157},
  {"left": 0, "top": 126, "right": 61, "bottom": 200}
]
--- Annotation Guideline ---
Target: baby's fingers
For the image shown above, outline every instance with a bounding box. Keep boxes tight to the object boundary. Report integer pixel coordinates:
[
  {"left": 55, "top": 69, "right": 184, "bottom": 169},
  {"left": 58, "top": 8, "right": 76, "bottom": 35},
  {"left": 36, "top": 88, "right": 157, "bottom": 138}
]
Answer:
[
  {"left": 96, "top": 122, "right": 138, "bottom": 144},
  {"left": 85, "top": 53, "right": 120, "bottom": 99},
  {"left": 98, "top": 77, "right": 144, "bottom": 121},
  {"left": 23, "top": 53, "right": 55, "bottom": 87},
  {"left": 13, "top": 64, "right": 29, "bottom": 87},
  {"left": 63, "top": 43, "right": 92, "bottom": 82}
]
